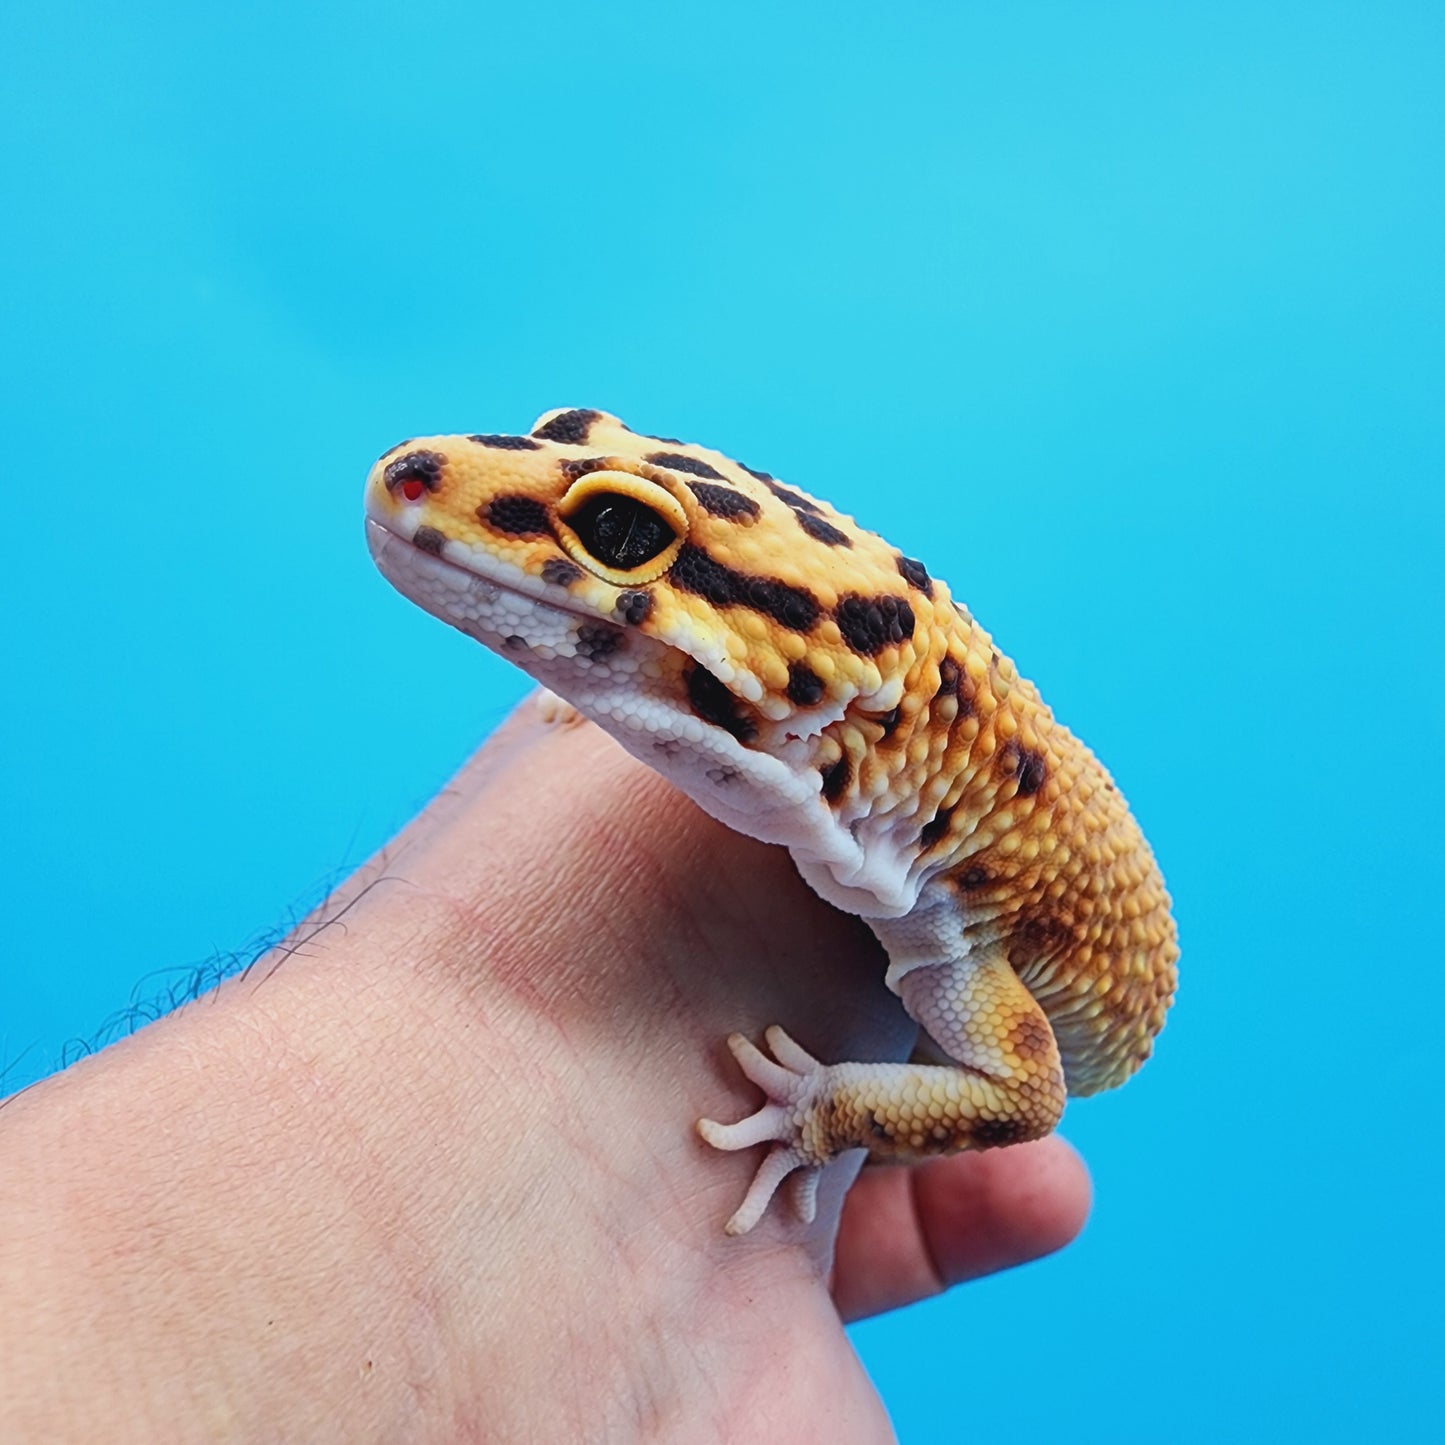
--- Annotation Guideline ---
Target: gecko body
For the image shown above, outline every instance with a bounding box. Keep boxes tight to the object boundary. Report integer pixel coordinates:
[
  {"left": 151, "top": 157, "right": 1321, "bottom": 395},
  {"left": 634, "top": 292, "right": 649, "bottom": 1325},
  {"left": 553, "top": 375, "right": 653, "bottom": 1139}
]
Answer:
[{"left": 364, "top": 408, "right": 1177, "bottom": 1234}]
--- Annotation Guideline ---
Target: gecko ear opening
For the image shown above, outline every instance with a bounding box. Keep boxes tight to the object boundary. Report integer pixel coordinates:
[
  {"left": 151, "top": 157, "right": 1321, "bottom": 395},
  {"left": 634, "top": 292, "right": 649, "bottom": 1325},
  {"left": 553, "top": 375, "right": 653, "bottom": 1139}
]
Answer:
[{"left": 556, "top": 470, "right": 688, "bottom": 584}]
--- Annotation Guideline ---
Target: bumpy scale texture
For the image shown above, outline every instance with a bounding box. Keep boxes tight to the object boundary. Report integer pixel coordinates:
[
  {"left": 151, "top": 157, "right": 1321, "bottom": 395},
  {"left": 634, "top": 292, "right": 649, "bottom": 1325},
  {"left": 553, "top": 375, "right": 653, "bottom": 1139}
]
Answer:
[{"left": 364, "top": 408, "right": 1178, "bottom": 1234}]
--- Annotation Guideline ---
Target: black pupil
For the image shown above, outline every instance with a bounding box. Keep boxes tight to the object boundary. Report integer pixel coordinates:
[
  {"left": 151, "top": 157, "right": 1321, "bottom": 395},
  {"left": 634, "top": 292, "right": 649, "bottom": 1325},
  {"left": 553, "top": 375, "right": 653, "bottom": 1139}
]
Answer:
[{"left": 571, "top": 493, "right": 674, "bottom": 569}]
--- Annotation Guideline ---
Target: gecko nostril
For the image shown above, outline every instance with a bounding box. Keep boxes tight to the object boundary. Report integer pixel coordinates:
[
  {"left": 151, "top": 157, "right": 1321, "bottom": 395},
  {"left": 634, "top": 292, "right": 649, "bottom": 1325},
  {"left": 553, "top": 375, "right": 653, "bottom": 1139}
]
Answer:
[{"left": 383, "top": 449, "right": 445, "bottom": 501}]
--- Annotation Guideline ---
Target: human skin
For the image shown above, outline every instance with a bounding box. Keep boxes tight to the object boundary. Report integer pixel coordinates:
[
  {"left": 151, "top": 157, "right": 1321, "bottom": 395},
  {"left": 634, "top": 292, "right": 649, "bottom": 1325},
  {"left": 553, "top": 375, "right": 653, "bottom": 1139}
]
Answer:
[{"left": 0, "top": 704, "right": 1091, "bottom": 1442}]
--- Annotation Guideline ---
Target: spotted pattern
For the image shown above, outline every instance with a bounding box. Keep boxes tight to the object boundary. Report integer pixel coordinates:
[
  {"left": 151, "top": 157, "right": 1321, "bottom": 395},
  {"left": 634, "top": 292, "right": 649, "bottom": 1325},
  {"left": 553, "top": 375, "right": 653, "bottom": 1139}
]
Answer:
[
  {"left": 541, "top": 558, "right": 585, "bottom": 587},
  {"left": 364, "top": 406, "right": 1179, "bottom": 1222},
  {"left": 834, "top": 593, "right": 915, "bottom": 654},
  {"left": 971, "top": 1116, "right": 1030, "bottom": 1147},
  {"left": 795, "top": 511, "right": 852, "bottom": 547},
  {"left": 687, "top": 482, "right": 761, "bottom": 520},
  {"left": 762, "top": 477, "right": 824, "bottom": 514},
  {"left": 786, "top": 662, "right": 826, "bottom": 707},
  {"left": 384, "top": 450, "right": 445, "bottom": 494},
  {"left": 896, "top": 554, "right": 933, "bottom": 596},
  {"left": 670, "top": 544, "right": 820, "bottom": 632},
  {"left": 576, "top": 622, "right": 625, "bottom": 662},
  {"left": 614, "top": 590, "right": 653, "bottom": 625},
  {"left": 484, "top": 495, "right": 551, "bottom": 536},
  {"left": 687, "top": 663, "right": 756, "bottom": 742},
  {"left": 470, "top": 433, "right": 542, "bottom": 451},
  {"left": 532, "top": 408, "right": 601, "bottom": 444},
  {"left": 934, "top": 655, "right": 974, "bottom": 715},
  {"left": 559, "top": 456, "right": 617, "bottom": 483},
  {"left": 647, "top": 451, "right": 727, "bottom": 480},
  {"left": 1008, "top": 743, "right": 1048, "bottom": 796}
]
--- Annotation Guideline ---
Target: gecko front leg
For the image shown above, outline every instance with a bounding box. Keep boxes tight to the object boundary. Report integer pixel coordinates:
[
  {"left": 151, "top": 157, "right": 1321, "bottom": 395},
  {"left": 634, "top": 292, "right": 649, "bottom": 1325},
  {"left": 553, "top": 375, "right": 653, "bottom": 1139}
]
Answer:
[{"left": 697, "top": 948, "right": 1067, "bottom": 1234}]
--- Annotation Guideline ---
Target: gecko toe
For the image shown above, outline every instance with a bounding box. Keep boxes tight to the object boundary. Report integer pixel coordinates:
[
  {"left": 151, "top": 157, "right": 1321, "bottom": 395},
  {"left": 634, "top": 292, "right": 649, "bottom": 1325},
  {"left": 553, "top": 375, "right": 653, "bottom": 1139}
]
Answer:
[{"left": 701, "top": 1028, "right": 834, "bottom": 1232}]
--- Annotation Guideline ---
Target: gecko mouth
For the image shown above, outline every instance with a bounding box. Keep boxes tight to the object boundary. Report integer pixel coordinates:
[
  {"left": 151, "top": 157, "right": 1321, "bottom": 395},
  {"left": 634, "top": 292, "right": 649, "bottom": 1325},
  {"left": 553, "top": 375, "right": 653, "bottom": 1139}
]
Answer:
[{"left": 364, "top": 516, "right": 604, "bottom": 631}]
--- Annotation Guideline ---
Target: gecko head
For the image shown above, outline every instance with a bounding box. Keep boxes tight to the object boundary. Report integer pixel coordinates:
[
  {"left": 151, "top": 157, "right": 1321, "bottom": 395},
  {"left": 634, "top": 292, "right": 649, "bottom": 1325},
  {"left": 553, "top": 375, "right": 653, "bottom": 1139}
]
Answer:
[{"left": 364, "top": 410, "right": 938, "bottom": 821}]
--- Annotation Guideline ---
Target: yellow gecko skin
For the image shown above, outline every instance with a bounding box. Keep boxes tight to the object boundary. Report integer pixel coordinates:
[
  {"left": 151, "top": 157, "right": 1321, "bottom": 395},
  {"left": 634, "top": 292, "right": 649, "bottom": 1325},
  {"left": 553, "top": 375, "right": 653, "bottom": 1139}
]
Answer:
[{"left": 364, "top": 408, "right": 1178, "bottom": 1234}]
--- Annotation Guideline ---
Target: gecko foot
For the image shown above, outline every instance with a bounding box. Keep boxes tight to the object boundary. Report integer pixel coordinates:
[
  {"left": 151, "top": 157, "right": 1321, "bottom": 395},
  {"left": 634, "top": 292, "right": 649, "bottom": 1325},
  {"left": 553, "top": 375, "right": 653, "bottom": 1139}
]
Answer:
[{"left": 697, "top": 1027, "right": 831, "bottom": 1235}]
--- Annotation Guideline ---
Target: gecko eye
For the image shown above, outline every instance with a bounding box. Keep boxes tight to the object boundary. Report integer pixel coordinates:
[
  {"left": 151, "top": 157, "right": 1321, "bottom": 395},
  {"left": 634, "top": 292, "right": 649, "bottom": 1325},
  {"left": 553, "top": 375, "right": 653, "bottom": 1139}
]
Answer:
[
  {"left": 555, "top": 469, "right": 688, "bottom": 583},
  {"left": 399, "top": 479, "right": 426, "bottom": 502},
  {"left": 569, "top": 493, "right": 676, "bottom": 569}
]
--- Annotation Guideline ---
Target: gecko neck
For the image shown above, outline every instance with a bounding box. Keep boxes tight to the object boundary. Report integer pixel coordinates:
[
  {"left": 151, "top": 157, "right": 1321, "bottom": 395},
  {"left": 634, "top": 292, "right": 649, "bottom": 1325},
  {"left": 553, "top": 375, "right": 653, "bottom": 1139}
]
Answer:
[{"left": 781, "top": 595, "right": 1035, "bottom": 921}]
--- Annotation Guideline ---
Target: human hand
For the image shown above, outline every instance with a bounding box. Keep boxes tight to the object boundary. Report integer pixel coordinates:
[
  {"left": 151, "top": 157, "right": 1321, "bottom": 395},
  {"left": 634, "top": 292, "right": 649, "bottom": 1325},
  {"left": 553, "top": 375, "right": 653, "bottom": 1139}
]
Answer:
[{"left": 0, "top": 700, "right": 1089, "bottom": 1441}]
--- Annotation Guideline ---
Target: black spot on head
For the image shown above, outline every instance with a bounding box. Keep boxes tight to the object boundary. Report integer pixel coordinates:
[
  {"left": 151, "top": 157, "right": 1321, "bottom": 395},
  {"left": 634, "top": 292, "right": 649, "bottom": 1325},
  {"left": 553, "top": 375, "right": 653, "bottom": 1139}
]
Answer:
[
  {"left": 763, "top": 478, "right": 823, "bottom": 514},
  {"left": 646, "top": 451, "right": 726, "bottom": 480},
  {"left": 796, "top": 511, "right": 852, "bottom": 547},
  {"left": 670, "top": 544, "right": 821, "bottom": 631},
  {"left": 614, "top": 589, "right": 654, "bottom": 626},
  {"left": 532, "top": 409, "right": 602, "bottom": 444},
  {"left": 541, "top": 558, "right": 585, "bottom": 587},
  {"left": 786, "top": 662, "right": 826, "bottom": 707},
  {"left": 957, "top": 864, "right": 991, "bottom": 890},
  {"left": 412, "top": 525, "right": 447, "bottom": 556},
  {"left": 559, "top": 456, "right": 615, "bottom": 482},
  {"left": 973, "top": 1117, "right": 1029, "bottom": 1148},
  {"left": 919, "top": 805, "right": 955, "bottom": 850},
  {"left": 741, "top": 463, "right": 773, "bottom": 482},
  {"left": 819, "top": 753, "right": 851, "bottom": 802},
  {"left": 468, "top": 433, "right": 542, "bottom": 451},
  {"left": 687, "top": 482, "right": 761, "bottom": 520},
  {"left": 1014, "top": 746, "right": 1048, "bottom": 796},
  {"left": 384, "top": 450, "right": 445, "bottom": 494},
  {"left": 647, "top": 433, "right": 684, "bottom": 445},
  {"left": 482, "top": 495, "right": 551, "bottom": 536},
  {"left": 834, "top": 594, "right": 916, "bottom": 654},
  {"left": 686, "top": 664, "right": 756, "bottom": 742},
  {"left": 576, "top": 622, "right": 625, "bottom": 662},
  {"left": 896, "top": 555, "right": 933, "bottom": 597}
]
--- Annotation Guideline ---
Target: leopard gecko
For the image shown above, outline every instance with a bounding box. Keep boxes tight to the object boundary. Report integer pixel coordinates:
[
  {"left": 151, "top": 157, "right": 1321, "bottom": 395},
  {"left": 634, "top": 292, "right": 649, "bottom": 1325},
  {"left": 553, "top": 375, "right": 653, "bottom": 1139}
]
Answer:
[{"left": 363, "top": 408, "right": 1178, "bottom": 1235}]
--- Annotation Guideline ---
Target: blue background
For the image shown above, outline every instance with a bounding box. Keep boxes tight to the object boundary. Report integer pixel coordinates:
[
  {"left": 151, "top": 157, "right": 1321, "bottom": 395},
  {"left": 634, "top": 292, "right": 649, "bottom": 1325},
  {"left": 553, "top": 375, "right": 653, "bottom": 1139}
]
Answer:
[{"left": 3, "top": 3, "right": 1442, "bottom": 1439}]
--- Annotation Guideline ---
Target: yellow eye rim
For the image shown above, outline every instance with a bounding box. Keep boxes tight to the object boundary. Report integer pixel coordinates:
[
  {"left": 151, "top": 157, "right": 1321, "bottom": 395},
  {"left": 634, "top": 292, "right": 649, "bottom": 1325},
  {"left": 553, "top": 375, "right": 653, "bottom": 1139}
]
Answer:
[{"left": 555, "top": 470, "right": 689, "bottom": 585}]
